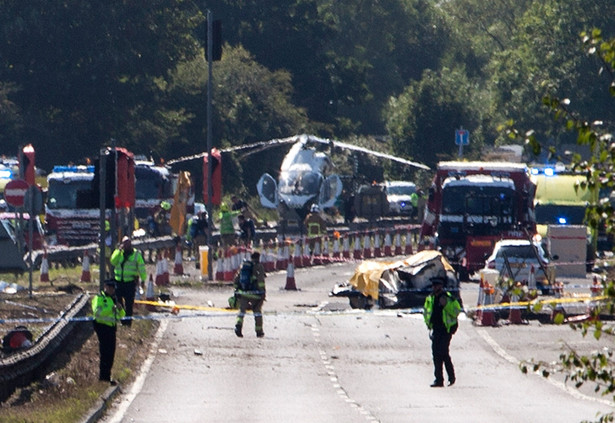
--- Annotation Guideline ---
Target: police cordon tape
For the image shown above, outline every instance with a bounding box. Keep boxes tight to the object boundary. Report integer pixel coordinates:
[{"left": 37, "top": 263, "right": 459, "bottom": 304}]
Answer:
[{"left": 1, "top": 295, "right": 612, "bottom": 326}]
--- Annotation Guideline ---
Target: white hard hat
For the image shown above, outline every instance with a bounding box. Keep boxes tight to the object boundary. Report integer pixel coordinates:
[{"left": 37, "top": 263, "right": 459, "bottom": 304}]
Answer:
[{"left": 310, "top": 204, "right": 320, "bottom": 213}]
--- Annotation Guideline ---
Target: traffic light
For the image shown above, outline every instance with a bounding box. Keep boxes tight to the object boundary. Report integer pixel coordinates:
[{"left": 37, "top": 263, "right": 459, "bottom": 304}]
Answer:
[{"left": 204, "top": 19, "right": 222, "bottom": 61}]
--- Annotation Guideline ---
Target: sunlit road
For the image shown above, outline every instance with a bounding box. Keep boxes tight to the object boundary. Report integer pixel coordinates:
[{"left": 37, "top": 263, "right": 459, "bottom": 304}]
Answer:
[{"left": 101, "top": 262, "right": 614, "bottom": 423}]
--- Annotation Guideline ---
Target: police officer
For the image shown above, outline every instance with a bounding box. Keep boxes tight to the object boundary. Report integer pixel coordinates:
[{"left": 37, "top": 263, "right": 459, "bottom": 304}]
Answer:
[
  {"left": 423, "top": 275, "right": 461, "bottom": 387},
  {"left": 110, "top": 236, "right": 147, "bottom": 327},
  {"left": 92, "top": 280, "right": 125, "bottom": 384}
]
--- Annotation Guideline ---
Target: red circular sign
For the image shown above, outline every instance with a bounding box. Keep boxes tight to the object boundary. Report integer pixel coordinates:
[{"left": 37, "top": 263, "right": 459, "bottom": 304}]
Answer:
[{"left": 4, "top": 179, "right": 29, "bottom": 207}]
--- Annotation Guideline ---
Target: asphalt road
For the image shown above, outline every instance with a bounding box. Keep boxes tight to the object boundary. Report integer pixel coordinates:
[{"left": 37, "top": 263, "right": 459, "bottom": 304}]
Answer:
[{"left": 99, "top": 262, "right": 614, "bottom": 423}]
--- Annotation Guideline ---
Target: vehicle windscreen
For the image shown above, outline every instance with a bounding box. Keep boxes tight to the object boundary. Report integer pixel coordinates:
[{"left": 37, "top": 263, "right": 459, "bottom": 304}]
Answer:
[
  {"left": 135, "top": 168, "right": 173, "bottom": 200},
  {"left": 387, "top": 185, "right": 415, "bottom": 196},
  {"left": 47, "top": 179, "right": 93, "bottom": 209},
  {"left": 534, "top": 204, "right": 586, "bottom": 225},
  {"left": 497, "top": 245, "right": 547, "bottom": 261},
  {"left": 442, "top": 186, "right": 514, "bottom": 216}
]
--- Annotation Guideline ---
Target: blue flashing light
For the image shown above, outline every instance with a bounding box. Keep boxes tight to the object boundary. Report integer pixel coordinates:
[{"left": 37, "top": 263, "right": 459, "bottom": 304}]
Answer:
[
  {"left": 52, "top": 165, "right": 95, "bottom": 173},
  {"left": 530, "top": 168, "right": 539, "bottom": 175},
  {"left": 0, "top": 169, "right": 12, "bottom": 179},
  {"left": 544, "top": 167, "right": 555, "bottom": 176},
  {"left": 558, "top": 216, "right": 568, "bottom": 224}
]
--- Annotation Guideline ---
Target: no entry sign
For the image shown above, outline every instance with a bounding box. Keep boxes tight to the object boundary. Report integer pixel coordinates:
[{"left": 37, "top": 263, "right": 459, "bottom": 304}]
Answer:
[{"left": 4, "top": 179, "right": 29, "bottom": 208}]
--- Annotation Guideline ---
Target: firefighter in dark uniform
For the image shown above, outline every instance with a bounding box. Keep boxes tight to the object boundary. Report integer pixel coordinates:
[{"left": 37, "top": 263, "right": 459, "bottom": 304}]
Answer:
[
  {"left": 92, "top": 280, "right": 125, "bottom": 384},
  {"left": 233, "top": 251, "right": 266, "bottom": 338}
]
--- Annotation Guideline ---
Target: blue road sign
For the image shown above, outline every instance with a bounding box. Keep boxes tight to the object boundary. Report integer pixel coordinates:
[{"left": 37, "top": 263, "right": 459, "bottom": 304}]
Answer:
[{"left": 455, "top": 129, "right": 469, "bottom": 146}]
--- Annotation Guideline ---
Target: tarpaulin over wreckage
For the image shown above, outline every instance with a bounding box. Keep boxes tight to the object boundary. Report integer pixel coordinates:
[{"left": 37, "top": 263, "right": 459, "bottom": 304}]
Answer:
[{"left": 331, "top": 250, "right": 458, "bottom": 309}]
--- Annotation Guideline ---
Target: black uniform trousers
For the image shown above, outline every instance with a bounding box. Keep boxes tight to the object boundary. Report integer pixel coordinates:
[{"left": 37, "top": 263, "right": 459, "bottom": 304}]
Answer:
[
  {"left": 115, "top": 281, "right": 136, "bottom": 326},
  {"left": 93, "top": 321, "right": 117, "bottom": 381},
  {"left": 431, "top": 329, "right": 455, "bottom": 384}
]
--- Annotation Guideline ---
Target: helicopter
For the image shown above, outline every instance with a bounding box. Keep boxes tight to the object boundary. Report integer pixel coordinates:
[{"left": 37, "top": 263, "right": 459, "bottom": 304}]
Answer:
[
  {"left": 253, "top": 134, "right": 429, "bottom": 229},
  {"left": 167, "top": 134, "right": 429, "bottom": 230}
]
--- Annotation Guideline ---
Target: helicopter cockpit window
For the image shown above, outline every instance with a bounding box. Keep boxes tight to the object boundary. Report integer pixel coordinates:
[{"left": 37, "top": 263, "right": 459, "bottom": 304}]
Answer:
[{"left": 280, "top": 171, "right": 322, "bottom": 196}]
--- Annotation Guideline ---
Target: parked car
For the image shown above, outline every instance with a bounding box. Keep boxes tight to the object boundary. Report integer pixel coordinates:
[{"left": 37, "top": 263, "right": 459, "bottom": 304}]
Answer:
[
  {"left": 484, "top": 239, "right": 555, "bottom": 294},
  {"left": 384, "top": 181, "right": 416, "bottom": 216}
]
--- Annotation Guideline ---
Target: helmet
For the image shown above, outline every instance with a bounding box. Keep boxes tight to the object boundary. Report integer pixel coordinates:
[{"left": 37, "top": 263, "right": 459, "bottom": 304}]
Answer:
[
  {"left": 310, "top": 204, "right": 320, "bottom": 213},
  {"left": 160, "top": 201, "right": 171, "bottom": 211}
]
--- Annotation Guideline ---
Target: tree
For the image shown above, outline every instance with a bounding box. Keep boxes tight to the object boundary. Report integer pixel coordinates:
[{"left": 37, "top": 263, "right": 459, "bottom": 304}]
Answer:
[
  {"left": 507, "top": 29, "right": 615, "bottom": 422},
  {"left": 0, "top": 1, "right": 202, "bottom": 170}
]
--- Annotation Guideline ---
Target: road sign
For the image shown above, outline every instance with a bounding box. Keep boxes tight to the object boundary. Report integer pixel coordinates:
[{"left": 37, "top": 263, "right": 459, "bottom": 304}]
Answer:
[
  {"left": 4, "top": 179, "right": 29, "bottom": 208},
  {"left": 455, "top": 129, "right": 469, "bottom": 146}
]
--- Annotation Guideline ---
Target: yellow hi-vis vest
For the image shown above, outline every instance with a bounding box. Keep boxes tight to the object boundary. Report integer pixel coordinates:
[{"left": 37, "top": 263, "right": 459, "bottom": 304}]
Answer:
[
  {"left": 92, "top": 292, "right": 126, "bottom": 327},
  {"left": 110, "top": 249, "right": 147, "bottom": 283},
  {"left": 423, "top": 292, "right": 461, "bottom": 333}
]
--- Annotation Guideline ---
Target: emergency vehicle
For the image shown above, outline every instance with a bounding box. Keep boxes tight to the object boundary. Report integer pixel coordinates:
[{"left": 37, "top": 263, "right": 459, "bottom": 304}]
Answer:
[
  {"left": 419, "top": 161, "right": 536, "bottom": 280},
  {"left": 134, "top": 158, "right": 177, "bottom": 223}
]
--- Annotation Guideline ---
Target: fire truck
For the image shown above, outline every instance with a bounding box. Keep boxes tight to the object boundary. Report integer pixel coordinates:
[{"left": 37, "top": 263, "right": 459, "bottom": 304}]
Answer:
[
  {"left": 134, "top": 158, "right": 177, "bottom": 223},
  {"left": 419, "top": 161, "right": 536, "bottom": 280},
  {"left": 45, "top": 148, "right": 136, "bottom": 246}
]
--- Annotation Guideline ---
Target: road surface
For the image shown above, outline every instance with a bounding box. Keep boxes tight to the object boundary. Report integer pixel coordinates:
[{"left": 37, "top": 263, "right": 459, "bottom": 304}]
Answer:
[{"left": 101, "top": 261, "right": 614, "bottom": 423}]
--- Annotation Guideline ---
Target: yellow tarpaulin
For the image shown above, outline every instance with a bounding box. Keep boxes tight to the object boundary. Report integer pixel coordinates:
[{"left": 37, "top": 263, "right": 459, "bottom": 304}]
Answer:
[{"left": 348, "top": 250, "right": 454, "bottom": 300}]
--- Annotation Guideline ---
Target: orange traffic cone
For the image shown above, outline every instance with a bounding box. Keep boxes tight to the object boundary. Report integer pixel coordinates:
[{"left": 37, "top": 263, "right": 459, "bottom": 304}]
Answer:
[
  {"left": 478, "top": 281, "right": 497, "bottom": 326},
  {"left": 332, "top": 236, "right": 341, "bottom": 260},
  {"left": 373, "top": 232, "right": 382, "bottom": 257},
  {"left": 507, "top": 283, "right": 524, "bottom": 324},
  {"left": 155, "top": 254, "right": 166, "bottom": 286},
  {"left": 284, "top": 254, "right": 297, "bottom": 290},
  {"left": 80, "top": 250, "right": 91, "bottom": 282},
  {"left": 312, "top": 238, "right": 323, "bottom": 265},
  {"left": 173, "top": 244, "right": 184, "bottom": 275},
  {"left": 383, "top": 230, "right": 392, "bottom": 256},
  {"left": 40, "top": 249, "right": 50, "bottom": 282},
  {"left": 342, "top": 235, "right": 350, "bottom": 259},
  {"left": 590, "top": 275, "right": 603, "bottom": 297},
  {"left": 362, "top": 232, "right": 372, "bottom": 258},
  {"left": 353, "top": 233, "right": 363, "bottom": 260}
]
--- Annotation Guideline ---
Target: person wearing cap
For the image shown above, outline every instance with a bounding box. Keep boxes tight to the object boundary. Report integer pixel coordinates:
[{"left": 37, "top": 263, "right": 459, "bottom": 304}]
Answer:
[
  {"left": 423, "top": 274, "right": 461, "bottom": 387},
  {"left": 92, "top": 280, "right": 125, "bottom": 384},
  {"left": 110, "top": 236, "right": 147, "bottom": 327}
]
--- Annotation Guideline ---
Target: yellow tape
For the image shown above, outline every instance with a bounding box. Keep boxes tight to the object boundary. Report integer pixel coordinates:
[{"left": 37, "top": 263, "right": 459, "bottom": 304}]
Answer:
[
  {"left": 473, "top": 295, "right": 609, "bottom": 311},
  {"left": 135, "top": 300, "right": 232, "bottom": 313}
]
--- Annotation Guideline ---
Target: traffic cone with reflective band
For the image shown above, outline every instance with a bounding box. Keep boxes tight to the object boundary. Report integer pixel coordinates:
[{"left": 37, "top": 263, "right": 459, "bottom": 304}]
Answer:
[
  {"left": 293, "top": 242, "right": 303, "bottom": 268},
  {"left": 353, "top": 234, "right": 363, "bottom": 260},
  {"left": 155, "top": 254, "right": 166, "bottom": 286},
  {"left": 302, "top": 238, "right": 312, "bottom": 267},
  {"left": 394, "top": 231, "right": 402, "bottom": 256},
  {"left": 162, "top": 250, "right": 170, "bottom": 284},
  {"left": 223, "top": 248, "right": 234, "bottom": 281},
  {"left": 215, "top": 248, "right": 225, "bottom": 281},
  {"left": 342, "top": 235, "right": 350, "bottom": 259},
  {"left": 553, "top": 281, "right": 564, "bottom": 298},
  {"left": 145, "top": 274, "right": 157, "bottom": 311},
  {"left": 363, "top": 232, "right": 372, "bottom": 258},
  {"left": 507, "top": 282, "right": 524, "bottom": 324},
  {"left": 591, "top": 275, "right": 603, "bottom": 297},
  {"left": 332, "top": 236, "right": 341, "bottom": 260},
  {"left": 39, "top": 249, "right": 50, "bottom": 282},
  {"left": 477, "top": 278, "right": 497, "bottom": 326},
  {"left": 321, "top": 236, "right": 331, "bottom": 264},
  {"left": 383, "top": 231, "right": 392, "bottom": 256},
  {"left": 173, "top": 244, "right": 184, "bottom": 275},
  {"left": 373, "top": 232, "right": 382, "bottom": 257},
  {"left": 80, "top": 250, "right": 91, "bottom": 282},
  {"left": 312, "top": 238, "right": 323, "bottom": 265},
  {"left": 284, "top": 254, "right": 297, "bottom": 290},
  {"left": 280, "top": 241, "right": 290, "bottom": 270},
  {"left": 404, "top": 230, "right": 413, "bottom": 255}
]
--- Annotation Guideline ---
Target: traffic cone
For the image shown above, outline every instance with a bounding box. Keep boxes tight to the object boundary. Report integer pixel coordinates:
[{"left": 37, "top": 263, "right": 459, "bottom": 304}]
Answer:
[
  {"left": 590, "top": 275, "right": 603, "bottom": 297},
  {"left": 353, "top": 234, "right": 363, "bottom": 260},
  {"left": 313, "top": 239, "right": 323, "bottom": 265},
  {"left": 363, "top": 232, "right": 372, "bottom": 258},
  {"left": 155, "top": 254, "right": 166, "bottom": 286},
  {"left": 478, "top": 280, "right": 497, "bottom": 326},
  {"left": 373, "top": 232, "right": 382, "bottom": 257},
  {"left": 507, "top": 283, "right": 524, "bottom": 324},
  {"left": 39, "top": 249, "right": 50, "bottom": 282},
  {"left": 80, "top": 250, "right": 91, "bottom": 282},
  {"left": 173, "top": 244, "right": 184, "bottom": 275},
  {"left": 321, "top": 236, "right": 331, "bottom": 264},
  {"left": 404, "top": 229, "right": 413, "bottom": 255},
  {"left": 223, "top": 248, "right": 234, "bottom": 281},
  {"left": 215, "top": 248, "right": 225, "bottom": 281},
  {"left": 394, "top": 231, "right": 402, "bottom": 256},
  {"left": 162, "top": 250, "right": 170, "bottom": 284},
  {"left": 342, "top": 235, "right": 350, "bottom": 259},
  {"left": 284, "top": 254, "right": 297, "bottom": 290},
  {"left": 145, "top": 274, "right": 157, "bottom": 311},
  {"left": 383, "top": 230, "right": 392, "bottom": 256},
  {"left": 302, "top": 238, "right": 312, "bottom": 267},
  {"left": 332, "top": 236, "right": 341, "bottom": 260},
  {"left": 293, "top": 242, "right": 303, "bottom": 268}
]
